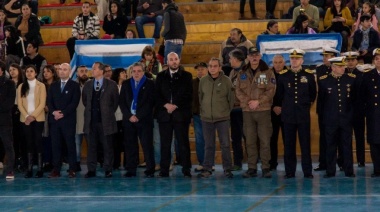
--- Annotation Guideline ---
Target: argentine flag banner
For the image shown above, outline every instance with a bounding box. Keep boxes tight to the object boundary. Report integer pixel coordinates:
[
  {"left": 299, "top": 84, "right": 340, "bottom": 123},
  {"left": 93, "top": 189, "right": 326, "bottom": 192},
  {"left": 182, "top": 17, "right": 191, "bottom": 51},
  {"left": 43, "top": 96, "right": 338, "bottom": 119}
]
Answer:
[
  {"left": 256, "top": 33, "right": 342, "bottom": 67},
  {"left": 70, "top": 38, "right": 155, "bottom": 78}
]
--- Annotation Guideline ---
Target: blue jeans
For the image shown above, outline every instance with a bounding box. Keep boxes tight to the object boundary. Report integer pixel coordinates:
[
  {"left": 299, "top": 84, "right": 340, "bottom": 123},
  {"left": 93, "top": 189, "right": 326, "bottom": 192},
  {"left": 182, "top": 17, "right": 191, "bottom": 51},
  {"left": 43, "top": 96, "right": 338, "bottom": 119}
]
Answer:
[
  {"left": 75, "top": 134, "right": 86, "bottom": 162},
  {"left": 164, "top": 40, "right": 183, "bottom": 64},
  {"left": 193, "top": 115, "right": 205, "bottom": 165},
  {"left": 153, "top": 119, "right": 174, "bottom": 164},
  {"left": 135, "top": 15, "right": 163, "bottom": 38}
]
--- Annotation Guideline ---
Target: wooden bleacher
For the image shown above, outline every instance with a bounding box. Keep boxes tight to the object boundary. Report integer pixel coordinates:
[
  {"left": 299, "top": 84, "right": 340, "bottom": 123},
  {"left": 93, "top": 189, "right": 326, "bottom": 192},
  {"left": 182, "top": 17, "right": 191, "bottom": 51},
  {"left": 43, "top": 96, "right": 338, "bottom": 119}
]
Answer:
[{"left": 37, "top": 0, "right": 371, "bottom": 163}]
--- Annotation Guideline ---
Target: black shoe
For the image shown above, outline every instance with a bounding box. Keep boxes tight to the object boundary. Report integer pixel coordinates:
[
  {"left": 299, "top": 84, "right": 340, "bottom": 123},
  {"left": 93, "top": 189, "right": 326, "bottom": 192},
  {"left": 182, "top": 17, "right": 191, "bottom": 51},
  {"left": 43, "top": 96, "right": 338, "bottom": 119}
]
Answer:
[
  {"left": 183, "top": 170, "right": 192, "bottom": 178},
  {"left": 304, "top": 174, "right": 314, "bottom": 179},
  {"left": 242, "top": 169, "right": 257, "bottom": 178},
  {"left": 198, "top": 170, "right": 212, "bottom": 178},
  {"left": 224, "top": 170, "right": 233, "bottom": 178},
  {"left": 144, "top": 172, "right": 155, "bottom": 178},
  {"left": 123, "top": 172, "right": 136, "bottom": 178},
  {"left": 313, "top": 165, "right": 326, "bottom": 171},
  {"left": 105, "top": 171, "right": 113, "bottom": 178},
  {"left": 339, "top": 166, "right": 344, "bottom": 171},
  {"left": 158, "top": 172, "right": 169, "bottom": 178},
  {"left": 43, "top": 163, "right": 53, "bottom": 172},
  {"left": 358, "top": 162, "right": 365, "bottom": 167},
  {"left": 84, "top": 171, "right": 96, "bottom": 178},
  {"left": 24, "top": 170, "right": 33, "bottom": 178},
  {"left": 262, "top": 169, "right": 272, "bottom": 178},
  {"left": 345, "top": 173, "right": 355, "bottom": 178},
  {"left": 35, "top": 171, "right": 43, "bottom": 178},
  {"left": 68, "top": 170, "right": 76, "bottom": 178},
  {"left": 323, "top": 173, "right": 335, "bottom": 178},
  {"left": 371, "top": 173, "right": 380, "bottom": 178},
  {"left": 284, "top": 174, "right": 295, "bottom": 179},
  {"left": 76, "top": 162, "right": 82, "bottom": 172},
  {"left": 269, "top": 165, "right": 277, "bottom": 171}
]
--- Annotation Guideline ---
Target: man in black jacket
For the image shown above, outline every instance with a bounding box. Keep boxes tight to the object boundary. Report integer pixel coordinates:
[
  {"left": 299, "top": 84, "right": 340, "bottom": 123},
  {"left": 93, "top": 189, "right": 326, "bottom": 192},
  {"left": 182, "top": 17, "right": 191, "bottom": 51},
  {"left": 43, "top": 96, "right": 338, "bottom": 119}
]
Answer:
[
  {"left": 155, "top": 52, "right": 193, "bottom": 177},
  {"left": 0, "top": 61, "right": 16, "bottom": 180},
  {"left": 161, "top": 0, "right": 186, "bottom": 64},
  {"left": 119, "top": 62, "right": 155, "bottom": 178}
]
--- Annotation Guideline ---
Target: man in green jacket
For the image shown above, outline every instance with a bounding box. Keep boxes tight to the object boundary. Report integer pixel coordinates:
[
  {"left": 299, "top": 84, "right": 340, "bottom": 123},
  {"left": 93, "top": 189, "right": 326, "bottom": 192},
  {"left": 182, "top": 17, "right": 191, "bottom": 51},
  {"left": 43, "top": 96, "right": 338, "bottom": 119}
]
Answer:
[{"left": 197, "top": 57, "right": 235, "bottom": 178}]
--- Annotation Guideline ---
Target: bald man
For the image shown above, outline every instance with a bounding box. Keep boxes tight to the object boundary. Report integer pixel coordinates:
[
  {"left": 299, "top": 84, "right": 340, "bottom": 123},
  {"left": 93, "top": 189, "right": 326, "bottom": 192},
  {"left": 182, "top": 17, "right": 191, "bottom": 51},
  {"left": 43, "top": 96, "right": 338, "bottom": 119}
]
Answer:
[{"left": 47, "top": 63, "right": 81, "bottom": 178}]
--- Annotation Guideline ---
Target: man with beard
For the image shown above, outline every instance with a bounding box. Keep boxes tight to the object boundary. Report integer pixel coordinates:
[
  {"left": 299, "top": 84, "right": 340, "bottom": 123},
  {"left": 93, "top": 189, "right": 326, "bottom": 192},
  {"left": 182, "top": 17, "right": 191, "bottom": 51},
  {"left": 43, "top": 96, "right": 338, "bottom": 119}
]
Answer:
[
  {"left": 75, "top": 65, "right": 89, "bottom": 172},
  {"left": 155, "top": 52, "right": 193, "bottom": 177}
]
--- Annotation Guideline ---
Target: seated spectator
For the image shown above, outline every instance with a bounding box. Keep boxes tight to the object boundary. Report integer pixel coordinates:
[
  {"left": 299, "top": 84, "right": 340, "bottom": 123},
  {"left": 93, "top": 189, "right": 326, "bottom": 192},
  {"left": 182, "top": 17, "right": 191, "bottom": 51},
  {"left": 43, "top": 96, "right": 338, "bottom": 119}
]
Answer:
[
  {"left": 352, "top": 2, "right": 379, "bottom": 36},
  {"left": 4, "top": 25, "right": 25, "bottom": 69},
  {"left": 125, "top": 29, "right": 137, "bottom": 38},
  {"left": 292, "top": 0, "right": 319, "bottom": 31},
  {"left": 123, "top": 0, "right": 138, "bottom": 22},
  {"left": 15, "top": 3, "right": 43, "bottom": 45},
  {"left": 135, "top": 0, "right": 163, "bottom": 39},
  {"left": 287, "top": 14, "right": 317, "bottom": 34},
  {"left": 139, "top": 45, "right": 162, "bottom": 79},
  {"left": 358, "top": 0, "right": 380, "bottom": 20},
  {"left": 0, "top": 9, "right": 11, "bottom": 42},
  {"left": 66, "top": 1, "right": 100, "bottom": 59},
  {"left": 2, "top": 0, "right": 23, "bottom": 23},
  {"left": 323, "top": 0, "right": 354, "bottom": 52},
  {"left": 20, "top": 42, "right": 47, "bottom": 79},
  {"left": 262, "top": 20, "right": 280, "bottom": 34},
  {"left": 103, "top": 1, "right": 127, "bottom": 39},
  {"left": 352, "top": 14, "right": 380, "bottom": 64},
  {"left": 327, "top": 0, "right": 356, "bottom": 17},
  {"left": 283, "top": 0, "right": 300, "bottom": 19}
]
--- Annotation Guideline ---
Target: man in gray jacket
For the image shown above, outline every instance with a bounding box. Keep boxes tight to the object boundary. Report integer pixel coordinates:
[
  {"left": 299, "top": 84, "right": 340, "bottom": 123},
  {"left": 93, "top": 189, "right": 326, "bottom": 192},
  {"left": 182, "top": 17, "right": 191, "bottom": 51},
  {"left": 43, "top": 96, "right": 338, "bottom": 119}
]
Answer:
[{"left": 197, "top": 57, "right": 234, "bottom": 178}]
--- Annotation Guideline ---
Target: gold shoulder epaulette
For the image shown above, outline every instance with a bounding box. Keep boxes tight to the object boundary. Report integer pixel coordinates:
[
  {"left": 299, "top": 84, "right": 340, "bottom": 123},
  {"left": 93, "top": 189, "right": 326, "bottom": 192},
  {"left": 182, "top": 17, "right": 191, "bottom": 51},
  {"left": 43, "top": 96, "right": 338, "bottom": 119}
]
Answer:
[
  {"left": 348, "top": 73, "right": 356, "bottom": 78},
  {"left": 319, "top": 75, "right": 328, "bottom": 80},
  {"left": 279, "top": 69, "right": 288, "bottom": 74},
  {"left": 316, "top": 64, "right": 322, "bottom": 67},
  {"left": 305, "top": 69, "right": 314, "bottom": 74},
  {"left": 364, "top": 69, "right": 371, "bottom": 73}
]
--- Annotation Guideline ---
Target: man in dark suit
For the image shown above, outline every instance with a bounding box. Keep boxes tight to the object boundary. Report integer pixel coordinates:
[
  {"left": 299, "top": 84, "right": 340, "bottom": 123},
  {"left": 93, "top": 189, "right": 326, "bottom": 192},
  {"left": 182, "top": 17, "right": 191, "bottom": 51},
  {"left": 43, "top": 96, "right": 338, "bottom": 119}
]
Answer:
[
  {"left": 0, "top": 61, "right": 16, "bottom": 180},
  {"left": 361, "top": 48, "right": 380, "bottom": 177},
  {"left": 155, "top": 52, "right": 193, "bottom": 177},
  {"left": 83, "top": 62, "right": 119, "bottom": 178},
  {"left": 47, "top": 63, "right": 81, "bottom": 178},
  {"left": 274, "top": 49, "right": 317, "bottom": 179},
  {"left": 119, "top": 62, "right": 155, "bottom": 178}
]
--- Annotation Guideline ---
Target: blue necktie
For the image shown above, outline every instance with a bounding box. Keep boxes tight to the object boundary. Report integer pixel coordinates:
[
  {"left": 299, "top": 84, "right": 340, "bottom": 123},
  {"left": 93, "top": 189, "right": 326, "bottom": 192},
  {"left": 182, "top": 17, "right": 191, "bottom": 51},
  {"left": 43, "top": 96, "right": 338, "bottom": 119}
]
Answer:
[{"left": 61, "top": 82, "right": 66, "bottom": 92}]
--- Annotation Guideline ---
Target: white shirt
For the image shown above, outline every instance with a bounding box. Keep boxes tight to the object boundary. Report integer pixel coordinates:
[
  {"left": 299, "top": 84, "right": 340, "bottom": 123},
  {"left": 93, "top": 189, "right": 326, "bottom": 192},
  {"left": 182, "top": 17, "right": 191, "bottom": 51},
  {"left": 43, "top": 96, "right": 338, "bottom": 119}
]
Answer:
[{"left": 26, "top": 79, "right": 36, "bottom": 115}]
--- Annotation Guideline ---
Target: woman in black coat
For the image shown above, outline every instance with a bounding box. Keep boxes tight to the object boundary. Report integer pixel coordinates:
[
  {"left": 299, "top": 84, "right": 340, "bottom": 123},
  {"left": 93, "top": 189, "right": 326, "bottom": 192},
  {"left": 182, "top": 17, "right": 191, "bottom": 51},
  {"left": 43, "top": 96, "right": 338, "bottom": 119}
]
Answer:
[
  {"left": 103, "top": 1, "right": 127, "bottom": 39},
  {"left": 14, "top": 3, "right": 43, "bottom": 45}
]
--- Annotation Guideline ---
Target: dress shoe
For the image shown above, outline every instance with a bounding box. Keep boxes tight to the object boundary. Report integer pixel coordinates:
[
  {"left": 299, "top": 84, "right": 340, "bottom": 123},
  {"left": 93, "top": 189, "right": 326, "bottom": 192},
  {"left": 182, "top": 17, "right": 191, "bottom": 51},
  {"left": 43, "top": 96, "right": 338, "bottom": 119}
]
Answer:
[
  {"left": 105, "top": 171, "right": 113, "bottom": 178},
  {"left": 42, "top": 163, "right": 53, "bottom": 172},
  {"left": 269, "top": 166, "right": 277, "bottom": 171},
  {"left": 304, "top": 174, "right": 314, "bottom": 179},
  {"left": 68, "top": 170, "right": 76, "bottom": 178},
  {"left": 24, "top": 170, "right": 33, "bottom": 178},
  {"left": 123, "top": 172, "right": 136, "bottom": 178},
  {"left": 313, "top": 165, "right": 326, "bottom": 171},
  {"left": 224, "top": 170, "right": 233, "bottom": 179},
  {"left": 35, "top": 171, "right": 43, "bottom": 178},
  {"left": 358, "top": 162, "right": 365, "bottom": 167},
  {"left": 76, "top": 162, "right": 82, "bottom": 172},
  {"left": 84, "top": 171, "right": 96, "bottom": 178},
  {"left": 183, "top": 170, "right": 192, "bottom": 178},
  {"left": 371, "top": 173, "right": 380, "bottom": 178},
  {"left": 194, "top": 165, "right": 204, "bottom": 172},
  {"left": 284, "top": 174, "right": 295, "bottom": 179},
  {"left": 323, "top": 174, "right": 335, "bottom": 178},
  {"left": 144, "top": 170, "right": 155, "bottom": 178},
  {"left": 48, "top": 170, "right": 61, "bottom": 178},
  {"left": 345, "top": 173, "right": 356, "bottom": 178},
  {"left": 242, "top": 169, "right": 257, "bottom": 178},
  {"left": 158, "top": 172, "right": 169, "bottom": 178},
  {"left": 231, "top": 165, "right": 242, "bottom": 171}
]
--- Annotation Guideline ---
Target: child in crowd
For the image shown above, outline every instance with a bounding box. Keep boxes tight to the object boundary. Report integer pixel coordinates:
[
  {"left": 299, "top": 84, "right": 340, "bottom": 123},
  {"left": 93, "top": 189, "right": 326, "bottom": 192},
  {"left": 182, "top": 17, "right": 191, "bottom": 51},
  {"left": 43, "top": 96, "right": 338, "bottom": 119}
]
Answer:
[
  {"left": 351, "top": 2, "right": 379, "bottom": 36},
  {"left": 352, "top": 14, "right": 380, "bottom": 64},
  {"left": 286, "top": 14, "right": 316, "bottom": 34},
  {"left": 139, "top": 45, "right": 162, "bottom": 80}
]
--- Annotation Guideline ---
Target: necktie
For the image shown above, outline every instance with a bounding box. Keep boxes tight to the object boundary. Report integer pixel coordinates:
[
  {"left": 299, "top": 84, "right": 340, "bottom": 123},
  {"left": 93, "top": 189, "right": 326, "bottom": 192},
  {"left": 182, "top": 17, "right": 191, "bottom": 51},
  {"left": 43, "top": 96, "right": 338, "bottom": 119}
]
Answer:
[
  {"left": 61, "top": 82, "right": 66, "bottom": 92},
  {"left": 135, "top": 81, "right": 139, "bottom": 88},
  {"left": 95, "top": 81, "right": 100, "bottom": 91}
]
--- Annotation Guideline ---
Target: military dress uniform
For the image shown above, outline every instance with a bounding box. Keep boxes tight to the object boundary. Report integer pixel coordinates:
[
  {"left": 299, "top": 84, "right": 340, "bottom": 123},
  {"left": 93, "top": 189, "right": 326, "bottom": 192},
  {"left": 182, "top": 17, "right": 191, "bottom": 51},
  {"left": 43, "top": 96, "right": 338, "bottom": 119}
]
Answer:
[
  {"left": 318, "top": 57, "right": 356, "bottom": 177},
  {"left": 274, "top": 49, "right": 317, "bottom": 178},
  {"left": 360, "top": 57, "right": 380, "bottom": 177},
  {"left": 343, "top": 51, "right": 366, "bottom": 166},
  {"left": 314, "top": 47, "right": 339, "bottom": 171}
]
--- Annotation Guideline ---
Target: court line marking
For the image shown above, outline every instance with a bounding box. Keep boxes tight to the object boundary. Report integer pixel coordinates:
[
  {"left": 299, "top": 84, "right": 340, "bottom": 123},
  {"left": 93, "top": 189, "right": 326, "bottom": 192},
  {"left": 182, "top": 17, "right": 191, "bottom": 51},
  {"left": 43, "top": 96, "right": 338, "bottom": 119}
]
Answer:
[
  {"left": 1, "top": 194, "right": 379, "bottom": 198},
  {"left": 149, "top": 184, "right": 211, "bottom": 212},
  {"left": 244, "top": 185, "right": 286, "bottom": 212}
]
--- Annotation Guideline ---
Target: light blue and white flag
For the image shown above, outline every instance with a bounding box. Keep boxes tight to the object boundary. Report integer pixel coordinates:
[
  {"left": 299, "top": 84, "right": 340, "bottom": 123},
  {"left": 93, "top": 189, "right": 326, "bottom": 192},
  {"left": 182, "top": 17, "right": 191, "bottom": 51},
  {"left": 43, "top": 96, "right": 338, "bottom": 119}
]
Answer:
[
  {"left": 256, "top": 33, "right": 342, "bottom": 67},
  {"left": 70, "top": 38, "right": 155, "bottom": 79}
]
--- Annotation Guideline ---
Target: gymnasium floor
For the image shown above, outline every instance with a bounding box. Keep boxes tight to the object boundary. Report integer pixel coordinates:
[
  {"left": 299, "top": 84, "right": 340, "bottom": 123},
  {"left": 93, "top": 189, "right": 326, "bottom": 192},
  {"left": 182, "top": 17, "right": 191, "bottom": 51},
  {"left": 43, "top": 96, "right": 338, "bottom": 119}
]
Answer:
[{"left": 0, "top": 162, "right": 379, "bottom": 211}]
